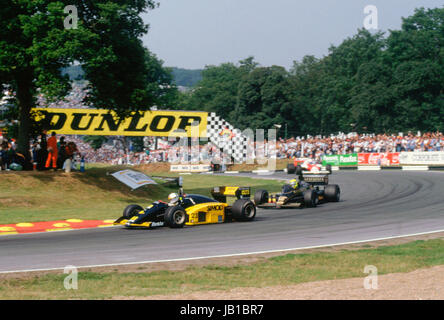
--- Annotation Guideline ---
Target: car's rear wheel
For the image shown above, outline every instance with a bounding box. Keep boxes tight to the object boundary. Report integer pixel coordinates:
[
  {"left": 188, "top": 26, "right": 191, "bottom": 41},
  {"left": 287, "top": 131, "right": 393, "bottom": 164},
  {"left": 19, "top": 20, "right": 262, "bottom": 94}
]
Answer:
[
  {"left": 123, "top": 204, "right": 144, "bottom": 219},
  {"left": 303, "top": 190, "right": 318, "bottom": 208},
  {"left": 325, "top": 184, "right": 340, "bottom": 202},
  {"left": 254, "top": 190, "right": 269, "bottom": 205},
  {"left": 287, "top": 163, "right": 295, "bottom": 174},
  {"left": 232, "top": 199, "right": 256, "bottom": 221},
  {"left": 326, "top": 164, "right": 332, "bottom": 174},
  {"left": 164, "top": 206, "right": 186, "bottom": 228},
  {"left": 295, "top": 165, "right": 303, "bottom": 175}
]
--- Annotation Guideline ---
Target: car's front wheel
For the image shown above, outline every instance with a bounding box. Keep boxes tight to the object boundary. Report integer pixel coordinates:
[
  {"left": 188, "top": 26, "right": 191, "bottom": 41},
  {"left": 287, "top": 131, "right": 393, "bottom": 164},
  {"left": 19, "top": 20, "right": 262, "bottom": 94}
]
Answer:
[
  {"left": 254, "top": 189, "right": 269, "bottom": 205},
  {"left": 123, "top": 204, "right": 144, "bottom": 219},
  {"left": 325, "top": 184, "right": 340, "bottom": 202},
  {"left": 164, "top": 205, "right": 187, "bottom": 228},
  {"left": 303, "top": 190, "right": 318, "bottom": 208}
]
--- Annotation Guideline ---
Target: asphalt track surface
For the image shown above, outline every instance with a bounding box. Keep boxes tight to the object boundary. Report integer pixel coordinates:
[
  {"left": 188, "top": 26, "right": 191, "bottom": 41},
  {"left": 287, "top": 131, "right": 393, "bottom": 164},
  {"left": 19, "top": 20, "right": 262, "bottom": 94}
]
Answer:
[{"left": 1, "top": 171, "right": 444, "bottom": 273}]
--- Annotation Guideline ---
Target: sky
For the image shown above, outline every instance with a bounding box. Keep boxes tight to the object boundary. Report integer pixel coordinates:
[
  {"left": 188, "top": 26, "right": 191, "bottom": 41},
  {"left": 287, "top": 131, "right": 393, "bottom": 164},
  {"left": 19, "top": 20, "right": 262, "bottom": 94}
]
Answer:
[{"left": 141, "top": 0, "right": 443, "bottom": 70}]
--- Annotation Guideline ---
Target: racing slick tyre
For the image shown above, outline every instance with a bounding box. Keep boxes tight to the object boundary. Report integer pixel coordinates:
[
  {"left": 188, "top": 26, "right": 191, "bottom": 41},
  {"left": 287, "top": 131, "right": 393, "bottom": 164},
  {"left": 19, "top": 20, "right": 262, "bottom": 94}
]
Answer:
[
  {"left": 303, "top": 190, "right": 318, "bottom": 208},
  {"left": 326, "top": 164, "right": 332, "bottom": 174},
  {"left": 232, "top": 199, "right": 256, "bottom": 222},
  {"left": 254, "top": 190, "right": 269, "bottom": 205},
  {"left": 287, "top": 163, "right": 295, "bottom": 174},
  {"left": 164, "top": 205, "right": 187, "bottom": 228},
  {"left": 123, "top": 204, "right": 144, "bottom": 219},
  {"left": 295, "top": 165, "right": 303, "bottom": 176},
  {"left": 325, "top": 184, "right": 340, "bottom": 202}
]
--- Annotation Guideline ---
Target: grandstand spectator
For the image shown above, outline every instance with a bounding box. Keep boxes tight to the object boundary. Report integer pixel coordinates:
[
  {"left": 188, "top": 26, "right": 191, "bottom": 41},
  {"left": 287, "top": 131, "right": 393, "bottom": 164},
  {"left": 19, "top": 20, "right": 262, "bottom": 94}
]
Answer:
[
  {"left": 0, "top": 140, "right": 12, "bottom": 169},
  {"left": 36, "top": 131, "right": 48, "bottom": 170},
  {"left": 26, "top": 82, "right": 443, "bottom": 165},
  {"left": 7, "top": 128, "right": 443, "bottom": 169},
  {"left": 57, "top": 136, "right": 67, "bottom": 168}
]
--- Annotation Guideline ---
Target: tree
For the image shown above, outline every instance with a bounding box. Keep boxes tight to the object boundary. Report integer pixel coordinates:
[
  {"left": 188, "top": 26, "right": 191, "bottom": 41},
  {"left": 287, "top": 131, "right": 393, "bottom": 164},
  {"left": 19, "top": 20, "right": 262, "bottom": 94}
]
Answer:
[
  {"left": 181, "top": 62, "right": 242, "bottom": 120},
  {"left": 231, "top": 65, "right": 293, "bottom": 134},
  {"left": 0, "top": 0, "right": 159, "bottom": 156},
  {"left": 385, "top": 7, "right": 444, "bottom": 132},
  {"left": 319, "top": 29, "right": 387, "bottom": 133},
  {"left": 176, "top": 7, "right": 444, "bottom": 136},
  {"left": 289, "top": 55, "right": 327, "bottom": 135},
  {"left": 170, "top": 68, "right": 203, "bottom": 87},
  {"left": 143, "top": 49, "right": 180, "bottom": 109},
  {"left": 180, "top": 57, "right": 258, "bottom": 122}
]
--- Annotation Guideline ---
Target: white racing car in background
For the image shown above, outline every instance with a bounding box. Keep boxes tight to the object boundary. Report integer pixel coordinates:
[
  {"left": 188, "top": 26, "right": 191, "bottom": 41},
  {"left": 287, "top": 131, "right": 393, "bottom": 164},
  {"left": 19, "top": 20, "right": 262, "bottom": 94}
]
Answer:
[{"left": 287, "top": 158, "right": 332, "bottom": 175}]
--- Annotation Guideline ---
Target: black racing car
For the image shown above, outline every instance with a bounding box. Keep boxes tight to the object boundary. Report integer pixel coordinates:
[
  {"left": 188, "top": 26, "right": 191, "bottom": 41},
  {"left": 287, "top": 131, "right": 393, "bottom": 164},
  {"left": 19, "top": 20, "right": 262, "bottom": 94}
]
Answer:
[{"left": 254, "top": 173, "right": 340, "bottom": 209}]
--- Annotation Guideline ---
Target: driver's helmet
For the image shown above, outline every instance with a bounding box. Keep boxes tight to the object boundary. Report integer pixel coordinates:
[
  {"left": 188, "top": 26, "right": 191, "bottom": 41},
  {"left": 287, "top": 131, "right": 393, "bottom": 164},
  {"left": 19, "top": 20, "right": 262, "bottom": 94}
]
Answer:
[
  {"left": 167, "top": 192, "right": 179, "bottom": 204},
  {"left": 290, "top": 179, "right": 299, "bottom": 190}
]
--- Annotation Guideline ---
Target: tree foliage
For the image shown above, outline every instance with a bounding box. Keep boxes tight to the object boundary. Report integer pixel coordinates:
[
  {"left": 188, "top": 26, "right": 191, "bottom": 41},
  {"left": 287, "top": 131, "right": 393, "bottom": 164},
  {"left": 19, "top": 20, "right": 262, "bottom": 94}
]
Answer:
[
  {"left": 170, "top": 68, "right": 203, "bottom": 87},
  {"left": 0, "top": 0, "right": 165, "bottom": 154},
  {"left": 180, "top": 7, "right": 444, "bottom": 136}
]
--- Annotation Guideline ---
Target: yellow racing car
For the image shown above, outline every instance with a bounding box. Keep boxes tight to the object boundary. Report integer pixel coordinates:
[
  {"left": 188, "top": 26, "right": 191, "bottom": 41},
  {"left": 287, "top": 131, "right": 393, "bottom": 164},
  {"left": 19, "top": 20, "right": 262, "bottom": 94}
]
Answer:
[{"left": 114, "top": 182, "right": 256, "bottom": 229}]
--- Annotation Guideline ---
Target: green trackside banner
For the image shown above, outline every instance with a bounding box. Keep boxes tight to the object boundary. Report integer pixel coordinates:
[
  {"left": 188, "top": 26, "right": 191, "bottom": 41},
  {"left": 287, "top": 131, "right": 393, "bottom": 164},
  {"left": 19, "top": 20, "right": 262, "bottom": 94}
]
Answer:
[
  {"left": 322, "top": 154, "right": 358, "bottom": 166},
  {"left": 322, "top": 155, "right": 340, "bottom": 166}
]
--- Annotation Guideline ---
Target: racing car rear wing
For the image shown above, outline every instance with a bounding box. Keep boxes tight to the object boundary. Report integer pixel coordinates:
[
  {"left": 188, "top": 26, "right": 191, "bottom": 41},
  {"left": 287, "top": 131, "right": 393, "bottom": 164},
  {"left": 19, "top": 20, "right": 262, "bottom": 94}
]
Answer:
[
  {"left": 300, "top": 173, "right": 329, "bottom": 186},
  {"left": 211, "top": 186, "right": 251, "bottom": 203},
  {"left": 302, "top": 170, "right": 331, "bottom": 175}
]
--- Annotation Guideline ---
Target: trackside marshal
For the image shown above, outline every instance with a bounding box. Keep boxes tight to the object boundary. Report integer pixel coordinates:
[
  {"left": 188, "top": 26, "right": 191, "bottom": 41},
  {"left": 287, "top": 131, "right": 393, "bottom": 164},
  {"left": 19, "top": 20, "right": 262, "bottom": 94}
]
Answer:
[{"left": 32, "top": 108, "right": 208, "bottom": 137}]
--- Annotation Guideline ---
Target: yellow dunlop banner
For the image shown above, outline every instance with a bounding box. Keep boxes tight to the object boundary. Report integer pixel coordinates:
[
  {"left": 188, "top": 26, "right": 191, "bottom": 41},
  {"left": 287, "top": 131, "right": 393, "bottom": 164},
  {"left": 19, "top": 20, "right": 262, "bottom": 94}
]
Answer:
[{"left": 31, "top": 108, "right": 208, "bottom": 137}]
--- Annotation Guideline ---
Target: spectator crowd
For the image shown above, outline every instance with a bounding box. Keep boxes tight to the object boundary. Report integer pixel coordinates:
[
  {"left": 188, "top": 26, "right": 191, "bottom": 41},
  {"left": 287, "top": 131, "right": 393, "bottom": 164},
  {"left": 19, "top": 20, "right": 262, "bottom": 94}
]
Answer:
[
  {"left": 274, "top": 131, "right": 444, "bottom": 161},
  {"left": 1, "top": 131, "right": 442, "bottom": 171},
  {"left": 1, "top": 131, "right": 79, "bottom": 171},
  {"left": 2, "top": 82, "right": 443, "bottom": 171}
]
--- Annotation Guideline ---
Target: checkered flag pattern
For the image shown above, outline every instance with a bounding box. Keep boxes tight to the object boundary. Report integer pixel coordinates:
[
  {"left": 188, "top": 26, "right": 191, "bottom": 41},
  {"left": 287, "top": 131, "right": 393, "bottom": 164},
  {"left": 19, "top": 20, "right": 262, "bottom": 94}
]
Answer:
[{"left": 206, "top": 113, "right": 248, "bottom": 162}]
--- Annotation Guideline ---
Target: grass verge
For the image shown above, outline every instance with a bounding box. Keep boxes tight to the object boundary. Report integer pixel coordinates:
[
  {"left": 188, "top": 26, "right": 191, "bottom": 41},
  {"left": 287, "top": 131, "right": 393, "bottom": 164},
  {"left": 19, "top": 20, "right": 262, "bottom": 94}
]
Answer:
[
  {"left": 0, "top": 164, "right": 283, "bottom": 224},
  {"left": 0, "top": 238, "right": 443, "bottom": 299}
]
